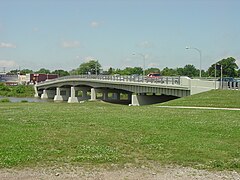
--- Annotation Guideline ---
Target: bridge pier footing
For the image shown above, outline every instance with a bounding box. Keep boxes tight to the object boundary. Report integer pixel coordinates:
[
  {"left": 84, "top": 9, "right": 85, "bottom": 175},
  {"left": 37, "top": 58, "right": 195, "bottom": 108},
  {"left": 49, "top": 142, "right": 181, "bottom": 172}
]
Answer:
[
  {"left": 54, "top": 87, "right": 70, "bottom": 102},
  {"left": 41, "top": 89, "right": 55, "bottom": 99}
]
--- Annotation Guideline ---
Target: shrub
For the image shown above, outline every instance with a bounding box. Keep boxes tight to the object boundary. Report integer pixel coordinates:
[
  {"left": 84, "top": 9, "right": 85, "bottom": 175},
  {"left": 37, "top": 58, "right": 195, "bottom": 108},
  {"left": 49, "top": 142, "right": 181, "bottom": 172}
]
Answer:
[
  {"left": 0, "top": 98, "right": 11, "bottom": 103},
  {"left": 0, "top": 83, "right": 10, "bottom": 91},
  {"left": 15, "top": 85, "right": 26, "bottom": 94}
]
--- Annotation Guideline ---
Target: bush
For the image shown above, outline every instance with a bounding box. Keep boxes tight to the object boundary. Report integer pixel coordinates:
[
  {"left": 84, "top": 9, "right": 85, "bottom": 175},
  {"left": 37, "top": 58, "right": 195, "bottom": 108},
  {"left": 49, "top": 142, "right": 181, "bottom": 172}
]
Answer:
[
  {"left": 0, "top": 83, "right": 10, "bottom": 91},
  {"left": 0, "top": 98, "right": 11, "bottom": 103},
  {"left": 15, "top": 85, "right": 26, "bottom": 94}
]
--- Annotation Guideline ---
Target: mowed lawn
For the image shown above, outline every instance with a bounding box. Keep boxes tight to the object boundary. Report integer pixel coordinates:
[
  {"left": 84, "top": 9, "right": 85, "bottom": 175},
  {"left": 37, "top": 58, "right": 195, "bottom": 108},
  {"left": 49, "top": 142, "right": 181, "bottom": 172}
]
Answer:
[
  {"left": 159, "top": 89, "right": 240, "bottom": 108},
  {"left": 0, "top": 91, "right": 239, "bottom": 171}
]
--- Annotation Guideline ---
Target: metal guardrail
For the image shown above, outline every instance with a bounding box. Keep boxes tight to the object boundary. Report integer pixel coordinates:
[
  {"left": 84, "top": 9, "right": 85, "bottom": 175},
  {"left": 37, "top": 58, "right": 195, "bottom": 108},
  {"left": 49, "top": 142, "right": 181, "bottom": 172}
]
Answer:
[{"left": 37, "top": 75, "right": 181, "bottom": 85}]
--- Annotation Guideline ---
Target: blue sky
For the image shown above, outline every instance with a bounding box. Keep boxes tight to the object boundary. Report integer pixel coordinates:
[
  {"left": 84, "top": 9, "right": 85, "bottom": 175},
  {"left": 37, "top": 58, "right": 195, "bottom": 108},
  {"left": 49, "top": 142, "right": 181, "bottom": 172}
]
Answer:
[{"left": 0, "top": 0, "right": 240, "bottom": 72}]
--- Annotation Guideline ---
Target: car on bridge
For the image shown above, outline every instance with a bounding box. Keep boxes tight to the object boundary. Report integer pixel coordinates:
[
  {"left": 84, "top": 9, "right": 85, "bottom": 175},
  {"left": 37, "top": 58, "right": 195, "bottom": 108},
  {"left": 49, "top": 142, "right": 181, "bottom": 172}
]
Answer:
[
  {"left": 147, "top": 73, "right": 161, "bottom": 78},
  {"left": 146, "top": 73, "right": 162, "bottom": 82}
]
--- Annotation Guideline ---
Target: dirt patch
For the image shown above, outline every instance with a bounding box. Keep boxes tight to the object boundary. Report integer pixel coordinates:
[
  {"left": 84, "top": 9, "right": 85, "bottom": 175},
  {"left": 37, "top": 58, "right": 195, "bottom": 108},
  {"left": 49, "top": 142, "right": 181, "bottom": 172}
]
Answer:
[{"left": 0, "top": 165, "right": 239, "bottom": 180}]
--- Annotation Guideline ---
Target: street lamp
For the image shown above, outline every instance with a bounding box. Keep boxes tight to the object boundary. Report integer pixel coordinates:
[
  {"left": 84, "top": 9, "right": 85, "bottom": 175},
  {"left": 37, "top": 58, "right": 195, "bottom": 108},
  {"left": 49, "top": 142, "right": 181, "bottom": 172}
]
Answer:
[
  {"left": 186, "top": 46, "right": 202, "bottom": 78},
  {"left": 132, "top": 53, "right": 146, "bottom": 76},
  {"left": 214, "top": 63, "right": 223, "bottom": 89}
]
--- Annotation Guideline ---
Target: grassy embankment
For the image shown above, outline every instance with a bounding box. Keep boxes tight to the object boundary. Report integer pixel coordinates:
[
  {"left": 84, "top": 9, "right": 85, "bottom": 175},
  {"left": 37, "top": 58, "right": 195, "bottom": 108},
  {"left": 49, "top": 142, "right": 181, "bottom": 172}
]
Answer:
[
  {"left": 0, "top": 83, "right": 34, "bottom": 98},
  {"left": 0, "top": 90, "right": 239, "bottom": 171},
  {"left": 159, "top": 89, "right": 240, "bottom": 108}
]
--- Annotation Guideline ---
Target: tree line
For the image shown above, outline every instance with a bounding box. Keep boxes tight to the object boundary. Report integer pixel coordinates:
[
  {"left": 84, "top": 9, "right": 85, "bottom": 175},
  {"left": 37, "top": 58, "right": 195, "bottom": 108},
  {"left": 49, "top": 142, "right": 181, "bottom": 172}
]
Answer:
[{"left": 6, "top": 57, "right": 240, "bottom": 78}]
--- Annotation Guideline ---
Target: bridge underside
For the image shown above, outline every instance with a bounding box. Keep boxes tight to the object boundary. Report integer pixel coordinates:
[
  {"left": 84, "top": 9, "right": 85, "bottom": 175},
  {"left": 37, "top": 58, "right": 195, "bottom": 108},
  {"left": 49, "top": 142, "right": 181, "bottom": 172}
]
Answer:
[{"left": 35, "top": 83, "right": 188, "bottom": 105}]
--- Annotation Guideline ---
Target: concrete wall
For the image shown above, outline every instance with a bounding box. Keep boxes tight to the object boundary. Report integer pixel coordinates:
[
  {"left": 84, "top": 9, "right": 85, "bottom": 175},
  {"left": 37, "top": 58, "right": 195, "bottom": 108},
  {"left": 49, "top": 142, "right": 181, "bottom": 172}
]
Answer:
[
  {"left": 180, "top": 77, "right": 219, "bottom": 95},
  {"left": 131, "top": 94, "right": 178, "bottom": 106}
]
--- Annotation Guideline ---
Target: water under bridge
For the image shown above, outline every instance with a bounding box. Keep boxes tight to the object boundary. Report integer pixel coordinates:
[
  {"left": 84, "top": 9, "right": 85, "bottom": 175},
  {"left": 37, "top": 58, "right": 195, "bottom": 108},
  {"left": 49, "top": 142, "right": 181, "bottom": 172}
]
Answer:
[{"left": 35, "top": 75, "right": 219, "bottom": 106}]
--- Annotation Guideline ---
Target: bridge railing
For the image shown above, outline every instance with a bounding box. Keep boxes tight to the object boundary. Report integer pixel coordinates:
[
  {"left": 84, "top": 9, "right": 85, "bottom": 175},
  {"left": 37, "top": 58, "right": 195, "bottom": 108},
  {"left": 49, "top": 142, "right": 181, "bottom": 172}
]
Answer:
[{"left": 37, "top": 75, "right": 181, "bottom": 85}]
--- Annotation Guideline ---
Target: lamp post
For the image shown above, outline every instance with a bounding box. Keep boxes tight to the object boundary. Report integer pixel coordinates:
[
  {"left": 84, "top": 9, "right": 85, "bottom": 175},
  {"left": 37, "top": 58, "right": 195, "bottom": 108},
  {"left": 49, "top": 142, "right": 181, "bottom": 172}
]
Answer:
[
  {"left": 186, "top": 46, "right": 202, "bottom": 78},
  {"left": 215, "top": 63, "right": 223, "bottom": 89},
  {"left": 132, "top": 53, "right": 146, "bottom": 76},
  {"left": 95, "top": 60, "right": 98, "bottom": 76}
]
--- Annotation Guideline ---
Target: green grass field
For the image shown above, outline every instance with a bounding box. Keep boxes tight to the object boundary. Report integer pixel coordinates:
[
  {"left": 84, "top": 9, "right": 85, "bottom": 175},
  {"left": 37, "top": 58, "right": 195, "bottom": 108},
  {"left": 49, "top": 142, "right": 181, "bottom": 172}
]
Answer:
[
  {"left": 0, "top": 90, "right": 239, "bottom": 171},
  {"left": 159, "top": 90, "right": 240, "bottom": 108}
]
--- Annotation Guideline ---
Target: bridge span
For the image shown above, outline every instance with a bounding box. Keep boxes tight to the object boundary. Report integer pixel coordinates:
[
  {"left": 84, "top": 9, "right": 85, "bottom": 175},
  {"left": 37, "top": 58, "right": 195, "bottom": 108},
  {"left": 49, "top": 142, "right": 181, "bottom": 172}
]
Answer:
[{"left": 35, "top": 75, "right": 219, "bottom": 106}]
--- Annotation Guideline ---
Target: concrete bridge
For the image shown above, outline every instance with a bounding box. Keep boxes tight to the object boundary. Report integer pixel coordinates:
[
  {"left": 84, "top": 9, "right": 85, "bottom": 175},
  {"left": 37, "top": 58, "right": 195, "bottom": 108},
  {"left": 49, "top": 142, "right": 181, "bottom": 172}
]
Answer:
[{"left": 34, "top": 75, "right": 219, "bottom": 106}]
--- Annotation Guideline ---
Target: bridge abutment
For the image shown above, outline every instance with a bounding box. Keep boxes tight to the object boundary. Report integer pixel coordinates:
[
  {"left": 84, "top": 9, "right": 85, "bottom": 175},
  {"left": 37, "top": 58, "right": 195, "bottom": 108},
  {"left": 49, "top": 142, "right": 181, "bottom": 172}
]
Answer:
[{"left": 131, "top": 94, "right": 178, "bottom": 106}]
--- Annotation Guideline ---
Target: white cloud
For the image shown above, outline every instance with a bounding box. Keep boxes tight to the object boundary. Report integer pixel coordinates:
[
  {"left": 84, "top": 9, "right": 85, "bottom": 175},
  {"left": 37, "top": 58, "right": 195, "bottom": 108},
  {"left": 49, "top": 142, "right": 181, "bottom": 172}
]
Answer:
[
  {"left": 61, "top": 40, "right": 80, "bottom": 48},
  {"left": 0, "top": 60, "right": 18, "bottom": 67},
  {"left": 0, "top": 42, "right": 16, "bottom": 48},
  {"left": 137, "top": 41, "right": 154, "bottom": 48},
  {"left": 90, "top": 21, "right": 101, "bottom": 28}
]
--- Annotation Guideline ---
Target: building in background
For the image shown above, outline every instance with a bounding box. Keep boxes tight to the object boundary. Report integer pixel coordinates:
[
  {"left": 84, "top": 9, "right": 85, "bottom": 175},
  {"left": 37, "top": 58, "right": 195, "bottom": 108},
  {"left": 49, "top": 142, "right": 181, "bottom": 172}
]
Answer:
[
  {"left": 26, "top": 74, "right": 59, "bottom": 84},
  {"left": 0, "top": 73, "right": 18, "bottom": 85},
  {"left": 0, "top": 73, "right": 59, "bottom": 85}
]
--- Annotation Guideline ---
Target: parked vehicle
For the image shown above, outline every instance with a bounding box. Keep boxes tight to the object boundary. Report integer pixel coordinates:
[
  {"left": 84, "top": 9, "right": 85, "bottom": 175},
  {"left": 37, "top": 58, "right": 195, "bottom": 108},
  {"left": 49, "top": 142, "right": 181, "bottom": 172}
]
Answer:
[
  {"left": 218, "top": 77, "right": 239, "bottom": 88},
  {"left": 218, "top": 77, "right": 235, "bottom": 82}
]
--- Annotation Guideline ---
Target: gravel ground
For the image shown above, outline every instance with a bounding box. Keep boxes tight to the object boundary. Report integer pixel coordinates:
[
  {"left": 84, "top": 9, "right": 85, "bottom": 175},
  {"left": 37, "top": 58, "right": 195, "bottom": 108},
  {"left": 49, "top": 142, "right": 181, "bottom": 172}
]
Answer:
[{"left": 1, "top": 165, "right": 239, "bottom": 180}]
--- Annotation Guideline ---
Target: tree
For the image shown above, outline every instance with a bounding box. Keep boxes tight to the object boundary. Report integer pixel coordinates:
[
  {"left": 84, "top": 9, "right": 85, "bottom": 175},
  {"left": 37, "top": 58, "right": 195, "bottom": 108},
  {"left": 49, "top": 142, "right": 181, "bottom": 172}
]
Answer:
[
  {"left": 107, "top": 67, "right": 115, "bottom": 75},
  {"left": 176, "top": 67, "right": 184, "bottom": 76},
  {"left": 7, "top": 69, "right": 19, "bottom": 75},
  {"left": 77, "top": 60, "right": 101, "bottom": 75},
  {"left": 122, "top": 67, "right": 143, "bottom": 75},
  {"left": 35, "top": 68, "right": 51, "bottom": 74},
  {"left": 182, "top": 64, "right": 198, "bottom": 77},
  {"left": 69, "top": 69, "right": 78, "bottom": 75},
  {"left": 207, "top": 57, "right": 238, "bottom": 77},
  {"left": 237, "top": 69, "right": 240, "bottom": 77},
  {"left": 20, "top": 69, "right": 33, "bottom": 75},
  {"left": 51, "top": 69, "right": 69, "bottom": 77},
  {"left": 161, "top": 67, "right": 177, "bottom": 76}
]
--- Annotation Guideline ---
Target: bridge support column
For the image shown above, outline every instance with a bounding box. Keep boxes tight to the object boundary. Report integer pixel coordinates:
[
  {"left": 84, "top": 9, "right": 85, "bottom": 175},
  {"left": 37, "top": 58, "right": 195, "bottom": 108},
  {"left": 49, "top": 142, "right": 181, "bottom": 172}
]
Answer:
[
  {"left": 112, "top": 92, "right": 120, "bottom": 101},
  {"left": 82, "top": 90, "right": 88, "bottom": 99},
  {"left": 34, "top": 86, "right": 39, "bottom": 97},
  {"left": 102, "top": 90, "right": 108, "bottom": 101},
  {"left": 90, "top": 88, "right": 97, "bottom": 101},
  {"left": 41, "top": 89, "right": 55, "bottom": 99},
  {"left": 54, "top": 87, "right": 64, "bottom": 101},
  {"left": 127, "top": 93, "right": 131, "bottom": 101},
  {"left": 68, "top": 87, "right": 79, "bottom": 103}
]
